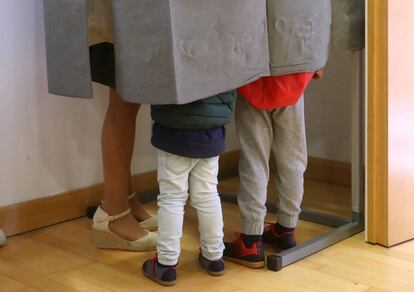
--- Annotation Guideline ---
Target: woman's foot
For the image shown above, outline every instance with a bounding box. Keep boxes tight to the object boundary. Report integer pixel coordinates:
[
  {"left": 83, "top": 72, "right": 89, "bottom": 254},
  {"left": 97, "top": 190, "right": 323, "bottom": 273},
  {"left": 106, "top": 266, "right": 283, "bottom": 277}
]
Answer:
[
  {"left": 128, "top": 194, "right": 151, "bottom": 222},
  {"left": 128, "top": 193, "right": 158, "bottom": 231},
  {"left": 108, "top": 211, "right": 149, "bottom": 241}
]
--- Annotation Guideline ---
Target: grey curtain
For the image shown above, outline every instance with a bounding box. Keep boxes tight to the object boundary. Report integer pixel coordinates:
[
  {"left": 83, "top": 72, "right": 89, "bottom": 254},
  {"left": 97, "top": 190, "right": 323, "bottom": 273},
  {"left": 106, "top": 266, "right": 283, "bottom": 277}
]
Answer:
[
  {"left": 331, "top": 0, "right": 365, "bottom": 50},
  {"left": 43, "top": 0, "right": 364, "bottom": 104},
  {"left": 267, "top": 0, "right": 332, "bottom": 76}
]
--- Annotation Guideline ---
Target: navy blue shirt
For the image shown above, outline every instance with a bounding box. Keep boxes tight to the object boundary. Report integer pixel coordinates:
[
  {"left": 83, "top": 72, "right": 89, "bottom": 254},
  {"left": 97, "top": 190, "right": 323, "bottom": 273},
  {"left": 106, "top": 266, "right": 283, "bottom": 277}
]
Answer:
[{"left": 151, "top": 123, "right": 225, "bottom": 159}]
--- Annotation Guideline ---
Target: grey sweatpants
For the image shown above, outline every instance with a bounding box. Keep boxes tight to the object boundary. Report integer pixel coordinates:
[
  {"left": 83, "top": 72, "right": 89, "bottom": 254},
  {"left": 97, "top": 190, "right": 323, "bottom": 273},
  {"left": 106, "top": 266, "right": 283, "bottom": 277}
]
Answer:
[{"left": 236, "top": 96, "right": 307, "bottom": 234}]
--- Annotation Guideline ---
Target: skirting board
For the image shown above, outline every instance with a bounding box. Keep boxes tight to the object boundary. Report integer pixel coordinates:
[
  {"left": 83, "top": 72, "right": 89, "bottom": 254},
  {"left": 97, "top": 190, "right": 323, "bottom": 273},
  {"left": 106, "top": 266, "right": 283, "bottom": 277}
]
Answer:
[
  {"left": 0, "top": 150, "right": 350, "bottom": 237},
  {"left": 0, "top": 150, "right": 239, "bottom": 237},
  {"left": 269, "top": 154, "right": 351, "bottom": 188}
]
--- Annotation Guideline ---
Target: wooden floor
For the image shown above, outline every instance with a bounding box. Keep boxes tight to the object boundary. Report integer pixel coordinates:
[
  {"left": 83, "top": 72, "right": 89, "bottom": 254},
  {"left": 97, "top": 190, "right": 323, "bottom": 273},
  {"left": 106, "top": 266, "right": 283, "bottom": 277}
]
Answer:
[
  {"left": 1, "top": 179, "right": 414, "bottom": 291},
  {"left": 218, "top": 174, "right": 352, "bottom": 218}
]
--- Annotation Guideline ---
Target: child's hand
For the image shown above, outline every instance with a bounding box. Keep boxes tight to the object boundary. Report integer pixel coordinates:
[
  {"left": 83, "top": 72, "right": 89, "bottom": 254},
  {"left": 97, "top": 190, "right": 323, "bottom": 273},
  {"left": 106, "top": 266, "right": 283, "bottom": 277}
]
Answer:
[{"left": 313, "top": 70, "right": 324, "bottom": 80}]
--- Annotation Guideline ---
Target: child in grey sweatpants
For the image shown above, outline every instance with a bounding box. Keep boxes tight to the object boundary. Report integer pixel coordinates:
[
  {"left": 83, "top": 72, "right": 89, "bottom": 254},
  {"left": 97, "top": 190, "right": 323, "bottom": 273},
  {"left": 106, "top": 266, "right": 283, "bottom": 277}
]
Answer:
[
  {"left": 236, "top": 96, "right": 307, "bottom": 236},
  {"left": 224, "top": 70, "right": 323, "bottom": 268}
]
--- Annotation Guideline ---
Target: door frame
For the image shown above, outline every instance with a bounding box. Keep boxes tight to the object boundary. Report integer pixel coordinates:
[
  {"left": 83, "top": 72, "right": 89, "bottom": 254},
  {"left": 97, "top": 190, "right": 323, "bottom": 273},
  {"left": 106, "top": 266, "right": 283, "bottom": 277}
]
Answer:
[{"left": 366, "top": 0, "right": 389, "bottom": 245}]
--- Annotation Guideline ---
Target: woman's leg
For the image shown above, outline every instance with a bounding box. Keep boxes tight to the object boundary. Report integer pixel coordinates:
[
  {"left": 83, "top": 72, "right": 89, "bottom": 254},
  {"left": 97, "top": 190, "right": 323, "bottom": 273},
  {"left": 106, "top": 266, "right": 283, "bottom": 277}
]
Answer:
[
  {"left": 101, "top": 88, "right": 148, "bottom": 241},
  {"left": 128, "top": 178, "right": 151, "bottom": 222}
]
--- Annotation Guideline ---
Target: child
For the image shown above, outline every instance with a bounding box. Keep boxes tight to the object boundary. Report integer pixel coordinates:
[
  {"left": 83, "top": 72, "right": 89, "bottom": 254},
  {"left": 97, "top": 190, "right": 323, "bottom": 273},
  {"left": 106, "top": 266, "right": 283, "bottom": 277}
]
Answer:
[
  {"left": 223, "top": 71, "right": 323, "bottom": 268},
  {"left": 142, "top": 91, "right": 235, "bottom": 286}
]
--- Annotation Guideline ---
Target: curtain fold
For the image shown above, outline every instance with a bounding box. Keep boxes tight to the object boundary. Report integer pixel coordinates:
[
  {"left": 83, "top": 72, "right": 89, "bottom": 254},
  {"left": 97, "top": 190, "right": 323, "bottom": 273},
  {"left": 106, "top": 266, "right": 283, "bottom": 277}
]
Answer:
[{"left": 43, "top": 0, "right": 364, "bottom": 104}]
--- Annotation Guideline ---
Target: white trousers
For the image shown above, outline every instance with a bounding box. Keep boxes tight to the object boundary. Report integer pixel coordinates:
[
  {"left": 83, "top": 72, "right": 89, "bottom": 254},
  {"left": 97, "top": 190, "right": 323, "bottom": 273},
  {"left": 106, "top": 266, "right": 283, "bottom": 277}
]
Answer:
[{"left": 156, "top": 150, "right": 224, "bottom": 266}]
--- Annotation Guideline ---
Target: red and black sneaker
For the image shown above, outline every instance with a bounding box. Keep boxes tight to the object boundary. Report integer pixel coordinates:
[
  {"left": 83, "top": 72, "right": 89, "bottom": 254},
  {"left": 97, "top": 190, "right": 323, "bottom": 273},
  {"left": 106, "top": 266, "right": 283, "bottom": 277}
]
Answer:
[
  {"left": 223, "top": 234, "right": 265, "bottom": 268},
  {"left": 263, "top": 223, "right": 296, "bottom": 251}
]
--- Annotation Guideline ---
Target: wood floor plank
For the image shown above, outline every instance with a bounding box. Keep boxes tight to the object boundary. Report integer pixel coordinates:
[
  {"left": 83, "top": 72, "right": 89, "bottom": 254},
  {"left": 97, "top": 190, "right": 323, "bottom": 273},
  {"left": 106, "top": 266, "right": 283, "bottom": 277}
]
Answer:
[
  {"left": 0, "top": 236, "right": 91, "bottom": 276},
  {"left": 218, "top": 175, "right": 352, "bottom": 218},
  {"left": 15, "top": 288, "right": 44, "bottom": 292},
  {"left": 235, "top": 266, "right": 369, "bottom": 292},
  {"left": 214, "top": 273, "right": 319, "bottom": 292},
  {"left": 66, "top": 262, "right": 157, "bottom": 292},
  {"left": 322, "top": 245, "right": 414, "bottom": 281},
  {"left": 47, "top": 272, "right": 114, "bottom": 292},
  {"left": 0, "top": 260, "right": 78, "bottom": 292},
  {"left": 303, "top": 254, "right": 414, "bottom": 291},
  {"left": 364, "top": 288, "right": 392, "bottom": 292},
  {"left": 0, "top": 273, "right": 27, "bottom": 291}
]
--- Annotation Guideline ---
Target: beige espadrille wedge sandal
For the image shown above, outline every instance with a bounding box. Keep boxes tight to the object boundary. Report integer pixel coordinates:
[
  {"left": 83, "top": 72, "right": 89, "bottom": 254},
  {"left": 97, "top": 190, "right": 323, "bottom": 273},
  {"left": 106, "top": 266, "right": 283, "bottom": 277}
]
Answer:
[{"left": 92, "top": 206, "right": 157, "bottom": 251}]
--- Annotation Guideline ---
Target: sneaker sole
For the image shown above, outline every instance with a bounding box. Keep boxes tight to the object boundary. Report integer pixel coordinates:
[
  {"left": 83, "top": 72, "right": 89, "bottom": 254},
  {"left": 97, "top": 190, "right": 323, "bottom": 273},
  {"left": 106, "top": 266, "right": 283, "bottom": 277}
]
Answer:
[
  {"left": 224, "top": 256, "right": 265, "bottom": 269},
  {"left": 207, "top": 270, "right": 225, "bottom": 277},
  {"left": 142, "top": 270, "right": 176, "bottom": 286}
]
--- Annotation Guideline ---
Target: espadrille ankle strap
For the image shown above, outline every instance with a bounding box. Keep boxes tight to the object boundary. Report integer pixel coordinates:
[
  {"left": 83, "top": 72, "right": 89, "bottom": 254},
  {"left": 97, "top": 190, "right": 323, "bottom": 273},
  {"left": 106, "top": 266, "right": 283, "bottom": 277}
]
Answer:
[{"left": 106, "top": 208, "right": 131, "bottom": 222}]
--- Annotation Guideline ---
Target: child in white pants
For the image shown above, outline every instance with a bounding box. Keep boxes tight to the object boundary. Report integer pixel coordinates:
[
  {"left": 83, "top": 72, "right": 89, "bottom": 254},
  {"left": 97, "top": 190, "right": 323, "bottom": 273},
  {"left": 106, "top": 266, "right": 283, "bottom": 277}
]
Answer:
[
  {"left": 156, "top": 151, "right": 223, "bottom": 266},
  {"left": 143, "top": 91, "right": 235, "bottom": 286}
]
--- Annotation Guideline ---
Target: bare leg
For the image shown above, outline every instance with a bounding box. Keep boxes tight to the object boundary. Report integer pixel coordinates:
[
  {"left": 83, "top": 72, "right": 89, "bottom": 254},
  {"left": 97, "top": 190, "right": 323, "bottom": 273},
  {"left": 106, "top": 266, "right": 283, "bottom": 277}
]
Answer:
[
  {"left": 101, "top": 88, "right": 148, "bottom": 241},
  {"left": 128, "top": 177, "right": 151, "bottom": 221}
]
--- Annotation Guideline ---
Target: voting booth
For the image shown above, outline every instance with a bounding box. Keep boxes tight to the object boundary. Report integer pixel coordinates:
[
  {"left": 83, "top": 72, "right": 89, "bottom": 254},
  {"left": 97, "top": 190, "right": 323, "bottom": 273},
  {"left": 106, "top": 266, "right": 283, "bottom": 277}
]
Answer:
[{"left": 44, "top": 0, "right": 367, "bottom": 272}]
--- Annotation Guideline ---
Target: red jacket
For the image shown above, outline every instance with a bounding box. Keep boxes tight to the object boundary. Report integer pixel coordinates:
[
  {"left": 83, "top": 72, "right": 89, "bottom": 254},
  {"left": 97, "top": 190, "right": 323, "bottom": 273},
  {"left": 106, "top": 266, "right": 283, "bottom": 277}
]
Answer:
[{"left": 237, "top": 72, "right": 314, "bottom": 110}]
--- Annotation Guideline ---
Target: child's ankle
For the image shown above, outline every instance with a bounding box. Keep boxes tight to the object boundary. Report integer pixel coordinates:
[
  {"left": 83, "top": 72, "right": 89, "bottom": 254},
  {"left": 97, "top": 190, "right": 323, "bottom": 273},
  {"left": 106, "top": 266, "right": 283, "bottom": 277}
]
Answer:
[
  {"left": 275, "top": 223, "right": 295, "bottom": 234},
  {"left": 157, "top": 261, "right": 177, "bottom": 269},
  {"left": 241, "top": 234, "right": 262, "bottom": 248}
]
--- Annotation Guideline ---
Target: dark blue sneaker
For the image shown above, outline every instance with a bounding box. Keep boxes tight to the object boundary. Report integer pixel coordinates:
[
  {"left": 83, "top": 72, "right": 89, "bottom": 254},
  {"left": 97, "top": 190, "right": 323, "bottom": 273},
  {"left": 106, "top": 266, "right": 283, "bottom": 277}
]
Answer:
[
  {"left": 199, "top": 253, "right": 225, "bottom": 276},
  {"left": 142, "top": 257, "right": 177, "bottom": 286}
]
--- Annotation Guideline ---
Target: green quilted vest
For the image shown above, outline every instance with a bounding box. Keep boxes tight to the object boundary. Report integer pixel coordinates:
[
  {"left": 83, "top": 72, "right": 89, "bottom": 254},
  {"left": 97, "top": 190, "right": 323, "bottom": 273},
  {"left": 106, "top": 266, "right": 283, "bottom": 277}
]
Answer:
[{"left": 151, "top": 91, "right": 236, "bottom": 130}]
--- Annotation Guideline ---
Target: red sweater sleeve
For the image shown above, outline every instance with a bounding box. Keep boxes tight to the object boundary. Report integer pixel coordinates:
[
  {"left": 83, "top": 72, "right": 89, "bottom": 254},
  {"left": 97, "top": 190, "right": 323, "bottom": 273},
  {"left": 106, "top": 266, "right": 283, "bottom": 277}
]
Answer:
[{"left": 238, "top": 72, "right": 314, "bottom": 110}]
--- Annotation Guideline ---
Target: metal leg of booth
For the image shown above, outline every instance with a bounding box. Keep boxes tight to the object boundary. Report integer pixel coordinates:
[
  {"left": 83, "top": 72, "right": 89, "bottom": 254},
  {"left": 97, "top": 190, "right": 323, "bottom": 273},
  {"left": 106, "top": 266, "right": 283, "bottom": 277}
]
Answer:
[{"left": 266, "top": 212, "right": 364, "bottom": 271}]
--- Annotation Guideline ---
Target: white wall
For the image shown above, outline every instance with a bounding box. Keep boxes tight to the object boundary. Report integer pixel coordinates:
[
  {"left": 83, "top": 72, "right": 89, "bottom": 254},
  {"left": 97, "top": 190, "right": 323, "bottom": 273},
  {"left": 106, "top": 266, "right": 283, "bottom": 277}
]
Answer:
[{"left": 0, "top": 0, "right": 352, "bottom": 207}]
